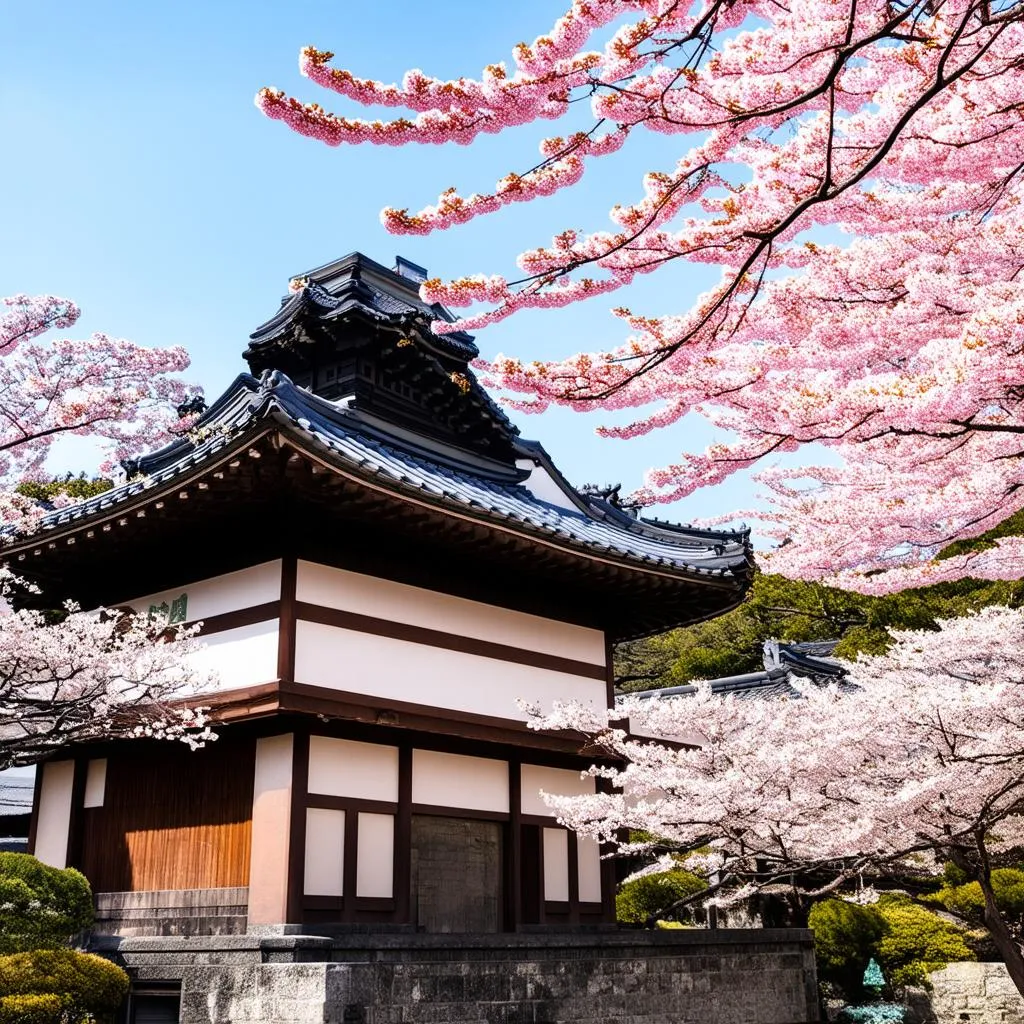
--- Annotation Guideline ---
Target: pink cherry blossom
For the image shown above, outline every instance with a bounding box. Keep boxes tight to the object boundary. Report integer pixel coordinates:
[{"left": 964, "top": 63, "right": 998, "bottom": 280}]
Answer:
[
  {"left": 259, "top": 0, "right": 1024, "bottom": 590},
  {"left": 529, "top": 606, "right": 1024, "bottom": 994}
]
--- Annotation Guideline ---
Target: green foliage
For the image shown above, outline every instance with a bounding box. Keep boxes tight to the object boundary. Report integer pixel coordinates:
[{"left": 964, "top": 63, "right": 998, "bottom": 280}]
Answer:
[
  {"left": 0, "top": 855, "right": 93, "bottom": 954},
  {"left": 15, "top": 474, "right": 113, "bottom": 503},
  {"left": 615, "top": 868, "right": 707, "bottom": 924},
  {"left": 929, "top": 868, "right": 1024, "bottom": 923},
  {"left": 874, "top": 895, "right": 975, "bottom": 989},
  {"left": 616, "top": 561, "right": 1024, "bottom": 689},
  {"left": 809, "top": 899, "right": 888, "bottom": 1000},
  {"left": 0, "top": 949, "right": 128, "bottom": 1024},
  {"left": 0, "top": 994, "right": 65, "bottom": 1024},
  {"left": 810, "top": 896, "right": 974, "bottom": 997}
]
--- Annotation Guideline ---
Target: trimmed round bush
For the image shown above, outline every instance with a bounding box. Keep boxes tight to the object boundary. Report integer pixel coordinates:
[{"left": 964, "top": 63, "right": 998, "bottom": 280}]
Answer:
[
  {"left": 0, "top": 949, "right": 128, "bottom": 1024},
  {"left": 616, "top": 868, "right": 707, "bottom": 924},
  {"left": 809, "top": 899, "right": 888, "bottom": 1000},
  {"left": 874, "top": 895, "right": 974, "bottom": 989},
  {"left": 0, "top": 854, "right": 93, "bottom": 954}
]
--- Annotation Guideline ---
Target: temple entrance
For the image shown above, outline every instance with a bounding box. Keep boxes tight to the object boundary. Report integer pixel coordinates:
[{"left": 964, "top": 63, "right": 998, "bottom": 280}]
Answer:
[{"left": 410, "top": 815, "right": 503, "bottom": 933}]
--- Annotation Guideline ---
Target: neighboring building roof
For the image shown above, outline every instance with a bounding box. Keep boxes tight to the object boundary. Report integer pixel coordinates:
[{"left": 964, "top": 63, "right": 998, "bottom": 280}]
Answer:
[
  {"left": 0, "top": 776, "right": 33, "bottom": 816},
  {"left": 621, "top": 640, "right": 848, "bottom": 702},
  {"left": 0, "top": 775, "right": 33, "bottom": 844}
]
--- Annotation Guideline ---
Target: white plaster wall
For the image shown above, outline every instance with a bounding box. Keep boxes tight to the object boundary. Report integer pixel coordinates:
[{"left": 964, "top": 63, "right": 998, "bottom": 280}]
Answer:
[
  {"left": 34, "top": 760, "right": 75, "bottom": 868},
  {"left": 542, "top": 828, "right": 570, "bottom": 902},
  {"left": 83, "top": 759, "right": 107, "bottom": 809},
  {"left": 514, "top": 459, "right": 581, "bottom": 513},
  {"left": 186, "top": 620, "right": 280, "bottom": 693},
  {"left": 125, "top": 560, "right": 283, "bottom": 622},
  {"left": 304, "top": 808, "right": 345, "bottom": 897},
  {"left": 356, "top": 812, "right": 394, "bottom": 898},
  {"left": 295, "top": 621, "right": 605, "bottom": 723},
  {"left": 249, "top": 734, "right": 293, "bottom": 925},
  {"left": 307, "top": 737, "right": 399, "bottom": 802},
  {"left": 296, "top": 561, "right": 604, "bottom": 665},
  {"left": 411, "top": 750, "right": 508, "bottom": 812},
  {"left": 578, "top": 836, "right": 603, "bottom": 903},
  {"left": 521, "top": 764, "right": 596, "bottom": 817}
]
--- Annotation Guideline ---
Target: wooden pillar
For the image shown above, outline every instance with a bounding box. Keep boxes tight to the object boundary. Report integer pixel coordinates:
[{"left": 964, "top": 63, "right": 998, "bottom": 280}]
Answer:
[
  {"left": 394, "top": 745, "right": 413, "bottom": 924},
  {"left": 285, "top": 730, "right": 309, "bottom": 925},
  {"left": 248, "top": 734, "right": 295, "bottom": 926},
  {"left": 506, "top": 759, "right": 522, "bottom": 932}
]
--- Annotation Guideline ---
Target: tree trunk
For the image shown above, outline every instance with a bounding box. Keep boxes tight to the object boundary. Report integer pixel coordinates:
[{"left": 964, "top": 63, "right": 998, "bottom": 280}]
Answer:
[{"left": 976, "top": 837, "right": 1024, "bottom": 999}]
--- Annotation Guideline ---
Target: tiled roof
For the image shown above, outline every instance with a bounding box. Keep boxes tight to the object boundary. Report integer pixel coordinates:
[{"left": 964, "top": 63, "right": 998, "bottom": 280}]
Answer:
[
  {"left": 35, "top": 371, "right": 752, "bottom": 581},
  {"left": 622, "top": 641, "right": 850, "bottom": 702}
]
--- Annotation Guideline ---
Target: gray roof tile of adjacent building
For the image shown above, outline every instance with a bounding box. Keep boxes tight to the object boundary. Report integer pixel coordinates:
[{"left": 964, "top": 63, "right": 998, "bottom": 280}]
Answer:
[
  {"left": 620, "top": 641, "right": 849, "bottom": 702},
  {"left": 32, "top": 370, "right": 752, "bottom": 580}
]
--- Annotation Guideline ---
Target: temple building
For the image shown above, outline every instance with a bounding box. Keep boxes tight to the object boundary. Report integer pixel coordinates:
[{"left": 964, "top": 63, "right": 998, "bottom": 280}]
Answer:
[{"left": 19, "top": 252, "right": 753, "bottom": 945}]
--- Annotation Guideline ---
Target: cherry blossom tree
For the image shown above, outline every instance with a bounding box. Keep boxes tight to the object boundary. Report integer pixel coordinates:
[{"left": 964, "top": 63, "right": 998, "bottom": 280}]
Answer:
[
  {"left": 529, "top": 606, "right": 1024, "bottom": 994},
  {"left": 0, "top": 590, "right": 215, "bottom": 770},
  {"left": 0, "top": 295, "right": 209, "bottom": 763},
  {"left": 259, "top": 0, "right": 1024, "bottom": 592}
]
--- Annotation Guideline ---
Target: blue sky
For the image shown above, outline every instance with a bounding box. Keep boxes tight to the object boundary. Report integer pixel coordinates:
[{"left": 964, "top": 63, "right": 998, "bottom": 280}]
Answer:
[{"left": 1, "top": 0, "right": 788, "bottom": 527}]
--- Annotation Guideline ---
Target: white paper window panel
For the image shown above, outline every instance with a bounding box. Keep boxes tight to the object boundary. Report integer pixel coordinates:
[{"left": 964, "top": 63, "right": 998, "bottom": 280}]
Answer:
[
  {"left": 294, "top": 621, "right": 605, "bottom": 723},
  {"left": 577, "top": 836, "right": 603, "bottom": 903},
  {"left": 411, "top": 750, "right": 508, "bottom": 813},
  {"left": 83, "top": 759, "right": 107, "bottom": 809},
  {"left": 520, "top": 764, "right": 596, "bottom": 817},
  {"left": 356, "top": 813, "right": 395, "bottom": 898},
  {"left": 543, "top": 828, "right": 570, "bottom": 902},
  {"left": 34, "top": 761, "right": 75, "bottom": 868},
  {"left": 304, "top": 808, "right": 345, "bottom": 896},
  {"left": 307, "top": 736, "right": 400, "bottom": 802},
  {"left": 296, "top": 560, "right": 605, "bottom": 665},
  {"left": 185, "top": 620, "right": 280, "bottom": 694},
  {"left": 127, "top": 560, "right": 283, "bottom": 622}
]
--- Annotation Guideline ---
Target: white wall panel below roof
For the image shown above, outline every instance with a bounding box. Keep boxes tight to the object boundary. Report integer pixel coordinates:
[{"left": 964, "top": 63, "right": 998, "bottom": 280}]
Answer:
[
  {"left": 356, "top": 813, "right": 394, "bottom": 898},
  {"left": 83, "top": 759, "right": 107, "bottom": 809},
  {"left": 34, "top": 760, "right": 75, "bottom": 868},
  {"left": 125, "top": 560, "right": 282, "bottom": 622},
  {"left": 296, "top": 561, "right": 605, "bottom": 665},
  {"left": 304, "top": 808, "right": 345, "bottom": 896},
  {"left": 308, "top": 736, "right": 399, "bottom": 802},
  {"left": 521, "top": 764, "right": 596, "bottom": 817},
  {"left": 295, "top": 621, "right": 605, "bottom": 723},
  {"left": 411, "top": 750, "right": 508, "bottom": 812},
  {"left": 543, "top": 828, "right": 570, "bottom": 902},
  {"left": 185, "top": 620, "right": 279, "bottom": 693},
  {"left": 578, "top": 836, "right": 603, "bottom": 903}
]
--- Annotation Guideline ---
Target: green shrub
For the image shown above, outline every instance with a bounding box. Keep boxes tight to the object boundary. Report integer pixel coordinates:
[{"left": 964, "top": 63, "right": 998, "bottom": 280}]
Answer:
[
  {"left": 616, "top": 868, "right": 707, "bottom": 924},
  {"left": 809, "top": 899, "right": 888, "bottom": 1000},
  {"left": 874, "top": 895, "right": 975, "bottom": 989},
  {"left": 0, "top": 854, "right": 93, "bottom": 954},
  {"left": 930, "top": 868, "right": 1024, "bottom": 923},
  {"left": 0, "top": 993, "right": 66, "bottom": 1024},
  {"left": 0, "top": 949, "right": 128, "bottom": 1024}
]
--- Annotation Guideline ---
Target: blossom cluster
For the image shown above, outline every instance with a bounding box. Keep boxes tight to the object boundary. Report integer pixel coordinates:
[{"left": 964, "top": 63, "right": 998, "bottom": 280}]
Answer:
[
  {"left": 0, "top": 574, "right": 216, "bottom": 768},
  {"left": 0, "top": 295, "right": 193, "bottom": 516},
  {"left": 259, "top": 0, "right": 1024, "bottom": 590}
]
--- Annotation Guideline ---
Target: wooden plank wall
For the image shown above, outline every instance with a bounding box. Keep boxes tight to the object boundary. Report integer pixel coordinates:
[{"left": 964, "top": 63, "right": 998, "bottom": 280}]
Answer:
[{"left": 79, "top": 737, "right": 255, "bottom": 893}]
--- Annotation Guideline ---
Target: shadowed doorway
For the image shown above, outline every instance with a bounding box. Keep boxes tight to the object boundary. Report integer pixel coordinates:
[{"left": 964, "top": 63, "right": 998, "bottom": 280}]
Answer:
[{"left": 410, "top": 815, "right": 502, "bottom": 933}]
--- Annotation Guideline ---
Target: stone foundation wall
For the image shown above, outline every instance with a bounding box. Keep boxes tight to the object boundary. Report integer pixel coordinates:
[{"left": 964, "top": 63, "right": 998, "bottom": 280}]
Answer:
[
  {"left": 94, "top": 888, "right": 248, "bottom": 937},
  {"left": 905, "top": 962, "right": 1024, "bottom": 1024},
  {"left": 103, "top": 929, "right": 819, "bottom": 1024}
]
